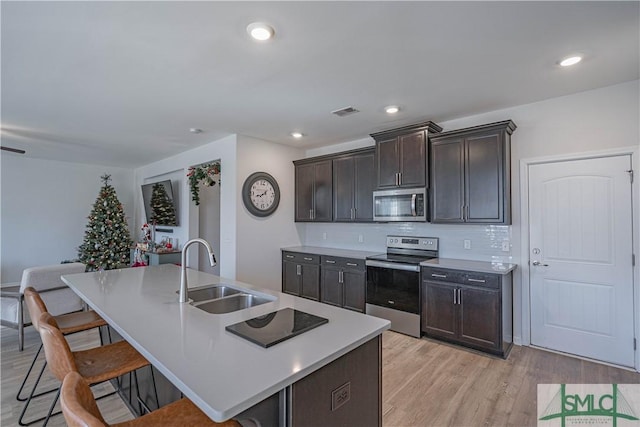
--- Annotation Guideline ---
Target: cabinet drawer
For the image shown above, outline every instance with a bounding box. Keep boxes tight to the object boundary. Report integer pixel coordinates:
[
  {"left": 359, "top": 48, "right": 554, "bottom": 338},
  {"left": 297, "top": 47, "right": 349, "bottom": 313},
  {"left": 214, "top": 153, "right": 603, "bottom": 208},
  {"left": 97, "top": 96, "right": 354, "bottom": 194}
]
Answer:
[
  {"left": 282, "top": 252, "right": 320, "bottom": 264},
  {"left": 321, "top": 256, "right": 365, "bottom": 271},
  {"left": 422, "top": 267, "right": 499, "bottom": 289}
]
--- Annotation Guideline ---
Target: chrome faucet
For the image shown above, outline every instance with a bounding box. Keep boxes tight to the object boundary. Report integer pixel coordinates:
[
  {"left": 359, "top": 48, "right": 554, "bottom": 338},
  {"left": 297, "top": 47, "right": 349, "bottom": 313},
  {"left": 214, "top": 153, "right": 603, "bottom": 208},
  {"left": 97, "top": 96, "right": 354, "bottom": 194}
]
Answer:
[{"left": 179, "top": 238, "right": 217, "bottom": 303}]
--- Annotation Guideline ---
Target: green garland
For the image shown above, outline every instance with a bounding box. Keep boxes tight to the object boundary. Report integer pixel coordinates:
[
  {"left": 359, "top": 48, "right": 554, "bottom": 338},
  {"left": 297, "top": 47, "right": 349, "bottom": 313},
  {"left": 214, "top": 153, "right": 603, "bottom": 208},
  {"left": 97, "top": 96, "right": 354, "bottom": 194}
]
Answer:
[{"left": 187, "top": 161, "right": 221, "bottom": 206}]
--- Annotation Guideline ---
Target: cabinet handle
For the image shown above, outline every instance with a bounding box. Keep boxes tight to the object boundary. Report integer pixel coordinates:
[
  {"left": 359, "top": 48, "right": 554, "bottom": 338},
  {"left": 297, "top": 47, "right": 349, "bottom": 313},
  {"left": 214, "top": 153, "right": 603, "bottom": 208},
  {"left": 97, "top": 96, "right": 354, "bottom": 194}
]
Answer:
[
  {"left": 453, "top": 288, "right": 457, "bottom": 304},
  {"left": 395, "top": 173, "right": 400, "bottom": 186},
  {"left": 460, "top": 205, "right": 465, "bottom": 220},
  {"left": 303, "top": 257, "right": 313, "bottom": 261},
  {"left": 309, "top": 209, "right": 313, "bottom": 220},
  {"left": 468, "top": 278, "right": 486, "bottom": 283},
  {"left": 351, "top": 208, "right": 355, "bottom": 220},
  {"left": 325, "top": 260, "right": 336, "bottom": 264},
  {"left": 399, "top": 172, "right": 402, "bottom": 185},
  {"left": 338, "top": 270, "right": 344, "bottom": 283},
  {"left": 466, "top": 205, "right": 470, "bottom": 220},
  {"left": 296, "top": 265, "right": 301, "bottom": 276},
  {"left": 346, "top": 262, "right": 358, "bottom": 267},
  {"left": 285, "top": 255, "right": 294, "bottom": 259},
  {"left": 431, "top": 273, "right": 447, "bottom": 278},
  {"left": 458, "top": 289, "right": 462, "bottom": 305}
]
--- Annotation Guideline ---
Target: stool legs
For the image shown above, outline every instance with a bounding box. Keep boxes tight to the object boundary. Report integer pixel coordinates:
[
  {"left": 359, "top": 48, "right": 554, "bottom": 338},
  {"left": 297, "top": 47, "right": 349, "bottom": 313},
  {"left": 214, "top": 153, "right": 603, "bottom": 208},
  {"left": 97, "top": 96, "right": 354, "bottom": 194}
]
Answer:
[{"left": 16, "top": 344, "right": 44, "bottom": 401}]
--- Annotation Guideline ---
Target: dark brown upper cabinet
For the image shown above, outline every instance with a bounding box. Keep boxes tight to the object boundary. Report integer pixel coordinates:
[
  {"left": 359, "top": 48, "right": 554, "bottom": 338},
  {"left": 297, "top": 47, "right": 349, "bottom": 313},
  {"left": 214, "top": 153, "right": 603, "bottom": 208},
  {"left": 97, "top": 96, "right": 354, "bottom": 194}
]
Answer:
[
  {"left": 430, "top": 120, "right": 516, "bottom": 224},
  {"left": 294, "top": 159, "right": 333, "bottom": 222},
  {"left": 333, "top": 149, "right": 375, "bottom": 222},
  {"left": 370, "top": 121, "right": 442, "bottom": 189}
]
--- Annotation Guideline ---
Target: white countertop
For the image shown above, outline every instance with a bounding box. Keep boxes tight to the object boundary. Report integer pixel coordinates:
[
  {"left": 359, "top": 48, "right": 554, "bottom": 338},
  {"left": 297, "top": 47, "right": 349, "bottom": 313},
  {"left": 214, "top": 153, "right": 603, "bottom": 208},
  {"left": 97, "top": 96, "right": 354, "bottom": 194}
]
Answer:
[
  {"left": 282, "top": 246, "right": 381, "bottom": 259},
  {"left": 421, "top": 258, "right": 517, "bottom": 274},
  {"left": 62, "top": 265, "right": 389, "bottom": 422}
]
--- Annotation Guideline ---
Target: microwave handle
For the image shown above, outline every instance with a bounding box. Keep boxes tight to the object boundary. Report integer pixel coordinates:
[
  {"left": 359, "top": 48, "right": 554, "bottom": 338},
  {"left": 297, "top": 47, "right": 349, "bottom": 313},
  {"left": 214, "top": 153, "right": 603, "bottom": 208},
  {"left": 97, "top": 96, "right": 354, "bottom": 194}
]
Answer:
[{"left": 411, "top": 194, "right": 417, "bottom": 216}]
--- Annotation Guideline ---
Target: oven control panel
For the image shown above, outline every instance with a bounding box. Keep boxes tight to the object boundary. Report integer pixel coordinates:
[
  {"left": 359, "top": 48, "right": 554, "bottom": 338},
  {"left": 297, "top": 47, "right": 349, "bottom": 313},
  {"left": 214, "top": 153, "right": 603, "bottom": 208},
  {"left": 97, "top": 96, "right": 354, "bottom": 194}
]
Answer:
[{"left": 386, "top": 236, "right": 438, "bottom": 251}]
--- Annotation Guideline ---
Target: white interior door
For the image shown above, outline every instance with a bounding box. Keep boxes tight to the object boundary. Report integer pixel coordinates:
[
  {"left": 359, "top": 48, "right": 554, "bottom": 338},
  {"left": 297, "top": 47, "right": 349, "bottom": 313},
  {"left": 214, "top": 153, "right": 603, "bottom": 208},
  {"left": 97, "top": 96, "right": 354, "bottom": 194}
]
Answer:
[{"left": 529, "top": 155, "right": 635, "bottom": 367}]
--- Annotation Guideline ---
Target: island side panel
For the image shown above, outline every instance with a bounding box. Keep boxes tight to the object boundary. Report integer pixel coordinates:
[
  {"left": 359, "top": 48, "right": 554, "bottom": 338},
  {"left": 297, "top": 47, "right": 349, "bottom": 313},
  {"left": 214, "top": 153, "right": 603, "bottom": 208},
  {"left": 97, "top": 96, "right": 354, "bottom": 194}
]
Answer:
[{"left": 290, "top": 335, "right": 381, "bottom": 426}]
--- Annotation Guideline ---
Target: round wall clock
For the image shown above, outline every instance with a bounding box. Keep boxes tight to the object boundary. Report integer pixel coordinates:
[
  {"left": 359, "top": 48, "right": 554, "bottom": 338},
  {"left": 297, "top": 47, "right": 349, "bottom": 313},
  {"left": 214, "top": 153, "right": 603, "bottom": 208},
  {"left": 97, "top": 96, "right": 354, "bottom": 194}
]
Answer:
[{"left": 242, "top": 172, "right": 281, "bottom": 217}]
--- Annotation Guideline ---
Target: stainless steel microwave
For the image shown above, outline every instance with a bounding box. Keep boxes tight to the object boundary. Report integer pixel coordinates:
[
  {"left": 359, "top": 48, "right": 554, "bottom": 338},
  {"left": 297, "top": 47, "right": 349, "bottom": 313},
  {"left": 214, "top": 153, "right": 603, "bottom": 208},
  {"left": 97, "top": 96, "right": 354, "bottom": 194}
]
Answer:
[{"left": 372, "top": 188, "right": 427, "bottom": 222}]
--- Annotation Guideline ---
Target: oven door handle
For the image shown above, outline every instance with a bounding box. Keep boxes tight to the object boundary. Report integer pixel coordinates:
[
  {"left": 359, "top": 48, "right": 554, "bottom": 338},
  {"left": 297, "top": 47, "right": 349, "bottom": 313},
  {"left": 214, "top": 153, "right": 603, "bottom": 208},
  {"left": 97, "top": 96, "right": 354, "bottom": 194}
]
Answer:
[{"left": 365, "top": 260, "right": 420, "bottom": 272}]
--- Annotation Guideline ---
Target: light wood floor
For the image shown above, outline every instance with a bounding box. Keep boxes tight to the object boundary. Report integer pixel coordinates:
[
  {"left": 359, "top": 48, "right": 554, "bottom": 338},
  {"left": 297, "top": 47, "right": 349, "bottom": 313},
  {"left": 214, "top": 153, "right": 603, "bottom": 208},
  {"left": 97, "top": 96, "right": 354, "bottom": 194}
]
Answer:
[{"left": 2, "top": 327, "right": 638, "bottom": 426}]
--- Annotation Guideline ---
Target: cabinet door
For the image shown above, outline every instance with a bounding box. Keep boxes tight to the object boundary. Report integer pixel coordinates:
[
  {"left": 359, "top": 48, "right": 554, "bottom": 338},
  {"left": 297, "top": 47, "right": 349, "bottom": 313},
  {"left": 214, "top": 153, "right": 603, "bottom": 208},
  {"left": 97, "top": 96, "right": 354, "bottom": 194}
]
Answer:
[
  {"left": 313, "top": 161, "right": 333, "bottom": 222},
  {"left": 458, "top": 286, "right": 500, "bottom": 351},
  {"left": 301, "top": 264, "right": 320, "bottom": 301},
  {"left": 354, "top": 152, "right": 375, "bottom": 221},
  {"left": 422, "top": 281, "right": 457, "bottom": 339},
  {"left": 320, "top": 267, "right": 343, "bottom": 307},
  {"left": 376, "top": 137, "right": 399, "bottom": 188},
  {"left": 465, "top": 132, "right": 504, "bottom": 223},
  {"left": 343, "top": 270, "right": 365, "bottom": 312},
  {"left": 398, "top": 131, "right": 426, "bottom": 187},
  {"left": 282, "top": 261, "right": 300, "bottom": 295},
  {"left": 333, "top": 156, "right": 355, "bottom": 222},
  {"left": 295, "top": 163, "right": 315, "bottom": 221},
  {"left": 431, "top": 137, "right": 465, "bottom": 223}
]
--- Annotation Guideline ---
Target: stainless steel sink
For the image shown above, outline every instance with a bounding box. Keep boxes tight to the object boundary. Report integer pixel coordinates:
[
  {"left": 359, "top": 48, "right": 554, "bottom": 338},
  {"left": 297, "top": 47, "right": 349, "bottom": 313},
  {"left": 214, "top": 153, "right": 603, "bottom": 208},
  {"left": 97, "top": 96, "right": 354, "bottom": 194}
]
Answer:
[
  {"left": 187, "top": 285, "right": 241, "bottom": 303},
  {"left": 194, "top": 293, "right": 273, "bottom": 314}
]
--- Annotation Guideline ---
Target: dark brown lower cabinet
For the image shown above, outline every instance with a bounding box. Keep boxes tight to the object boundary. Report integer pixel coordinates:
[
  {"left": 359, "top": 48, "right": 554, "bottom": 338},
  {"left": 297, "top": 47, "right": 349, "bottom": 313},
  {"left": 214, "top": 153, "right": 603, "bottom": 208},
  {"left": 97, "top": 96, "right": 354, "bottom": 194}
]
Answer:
[
  {"left": 422, "top": 267, "right": 513, "bottom": 358},
  {"left": 282, "top": 252, "right": 320, "bottom": 301},
  {"left": 320, "top": 256, "right": 366, "bottom": 313},
  {"left": 290, "top": 335, "right": 381, "bottom": 426}
]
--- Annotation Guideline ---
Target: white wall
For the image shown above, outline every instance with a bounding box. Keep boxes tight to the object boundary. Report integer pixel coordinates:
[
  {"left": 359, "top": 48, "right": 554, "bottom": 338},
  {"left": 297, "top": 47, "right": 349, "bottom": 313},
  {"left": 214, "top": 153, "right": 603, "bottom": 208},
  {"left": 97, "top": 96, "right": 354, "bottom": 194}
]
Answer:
[
  {"left": 0, "top": 155, "right": 134, "bottom": 282},
  {"left": 134, "top": 135, "right": 237, "bottom": 279},
  {"left": 235, "top": 136, "right": 304, "bottom": 291},
  {"left": 300, "top": 80, "right": 640, "bottom": 343},
  {"left": 134, "top": 134, "right": 304, "bottom": 290}
]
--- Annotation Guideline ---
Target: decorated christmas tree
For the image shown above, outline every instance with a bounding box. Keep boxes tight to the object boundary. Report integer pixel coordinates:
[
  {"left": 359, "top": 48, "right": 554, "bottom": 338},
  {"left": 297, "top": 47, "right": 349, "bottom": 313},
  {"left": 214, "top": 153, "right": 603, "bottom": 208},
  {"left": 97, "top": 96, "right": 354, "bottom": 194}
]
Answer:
[
  {"left": 78, "top": 174, "right": 133, "bottom": 271},
  {"left": 149, "top": 182, "right": 177, "bottom": 225}
]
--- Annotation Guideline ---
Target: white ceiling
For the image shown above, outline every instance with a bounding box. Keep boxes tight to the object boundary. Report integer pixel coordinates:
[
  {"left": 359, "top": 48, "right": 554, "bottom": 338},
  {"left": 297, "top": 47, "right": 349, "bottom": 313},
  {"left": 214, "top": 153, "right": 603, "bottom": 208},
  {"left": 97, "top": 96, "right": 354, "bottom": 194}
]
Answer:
[{"left": 2, "top": 1, "right": 638, "bottom": 167}]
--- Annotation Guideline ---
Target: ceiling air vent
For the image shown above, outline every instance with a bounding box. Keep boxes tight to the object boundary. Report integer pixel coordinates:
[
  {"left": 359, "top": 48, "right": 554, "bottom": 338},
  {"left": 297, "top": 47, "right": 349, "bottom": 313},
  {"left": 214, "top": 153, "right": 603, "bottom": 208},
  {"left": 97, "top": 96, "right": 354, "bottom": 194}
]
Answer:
[{"left": 331, "top": 106, "right": 360, "bottom": 117}]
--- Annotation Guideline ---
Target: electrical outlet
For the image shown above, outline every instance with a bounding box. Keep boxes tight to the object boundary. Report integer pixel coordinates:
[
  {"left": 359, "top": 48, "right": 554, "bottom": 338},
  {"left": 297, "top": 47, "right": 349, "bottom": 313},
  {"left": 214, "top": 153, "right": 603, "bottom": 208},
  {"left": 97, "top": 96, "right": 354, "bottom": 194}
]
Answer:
[
  {"left": 358, "top": 234, "right": 364, "bottom": 243},
  {"left": 322, "top": 232, "right": 327, "bottom": 240},
  {"left": 502, "top": 240, "right": 510, "bottom": 252},
  {"left": 331, "top": 382, "right": 351, "bottom": 411},
  {"left": 464, "top": 239, "right": 471, "bottom": 250}
]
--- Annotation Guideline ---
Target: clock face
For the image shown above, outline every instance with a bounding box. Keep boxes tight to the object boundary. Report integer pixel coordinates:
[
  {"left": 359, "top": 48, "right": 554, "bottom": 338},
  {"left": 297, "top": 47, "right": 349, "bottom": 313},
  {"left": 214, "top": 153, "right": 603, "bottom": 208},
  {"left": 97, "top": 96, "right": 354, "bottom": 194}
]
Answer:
[
  {"left": 250, "top": 179, "right": 276, "bottom": 211},
  {"left": 242, "top": 172, "right": 280, "bottom": 217}
]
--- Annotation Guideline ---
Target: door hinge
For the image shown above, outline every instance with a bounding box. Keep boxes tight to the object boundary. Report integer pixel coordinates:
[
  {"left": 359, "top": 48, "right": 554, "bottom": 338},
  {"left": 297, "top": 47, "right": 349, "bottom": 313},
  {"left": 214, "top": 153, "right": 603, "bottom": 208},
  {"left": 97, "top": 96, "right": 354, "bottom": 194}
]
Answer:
[
  {"left": 633, "top": 253, "right": 636, "bottom": 267},
  {"left": 634, "top": 338, "right": 637, "bottom": 351},
  {"left": 627, "top": 169, "right": 634, "bottom": 183}
]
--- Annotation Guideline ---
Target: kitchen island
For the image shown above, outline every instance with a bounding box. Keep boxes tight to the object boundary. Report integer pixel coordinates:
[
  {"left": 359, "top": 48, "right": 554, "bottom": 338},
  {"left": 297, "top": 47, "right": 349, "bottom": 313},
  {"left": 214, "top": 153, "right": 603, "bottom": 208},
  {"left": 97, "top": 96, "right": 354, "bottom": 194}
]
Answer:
[{"left": 62, "top": 264, "right": 389, "bottom": 425}]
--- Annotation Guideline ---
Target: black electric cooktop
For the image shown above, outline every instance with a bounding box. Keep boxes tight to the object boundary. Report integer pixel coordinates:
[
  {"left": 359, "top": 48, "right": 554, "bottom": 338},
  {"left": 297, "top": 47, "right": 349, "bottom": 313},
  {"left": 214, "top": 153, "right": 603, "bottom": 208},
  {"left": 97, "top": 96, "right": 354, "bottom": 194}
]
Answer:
[
  {"left": 225, "top": 308, "right": 329, "bottom": 348},
  {"left": 366, "top": 253, "right": 436, "bottom": 265}
]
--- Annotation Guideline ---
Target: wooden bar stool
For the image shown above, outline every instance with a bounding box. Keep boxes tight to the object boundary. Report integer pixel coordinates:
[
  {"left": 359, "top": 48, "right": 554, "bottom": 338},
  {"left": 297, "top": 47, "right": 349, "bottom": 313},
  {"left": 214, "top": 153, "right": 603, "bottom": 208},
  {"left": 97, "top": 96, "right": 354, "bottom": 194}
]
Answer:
[
  {"left": 22, "top": 312, "right": 156, "bottom": 426},
  {"left": 61, "top": 371, "right": 241, "bottom": 427},
  {"left": 18, "top": 287, "right": 109, "bottom": 404}
]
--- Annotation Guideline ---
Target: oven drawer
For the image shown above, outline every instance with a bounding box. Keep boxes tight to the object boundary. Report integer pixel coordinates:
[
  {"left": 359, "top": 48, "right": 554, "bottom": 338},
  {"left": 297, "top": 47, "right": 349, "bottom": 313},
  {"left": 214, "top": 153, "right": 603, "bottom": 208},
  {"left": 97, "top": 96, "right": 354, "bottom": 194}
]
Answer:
[
  {"left": 321, "top": 256, "right": 365, "bottom": 271},
  {"left": 421, "top": 267, "right": 499, "bottom": 289}
]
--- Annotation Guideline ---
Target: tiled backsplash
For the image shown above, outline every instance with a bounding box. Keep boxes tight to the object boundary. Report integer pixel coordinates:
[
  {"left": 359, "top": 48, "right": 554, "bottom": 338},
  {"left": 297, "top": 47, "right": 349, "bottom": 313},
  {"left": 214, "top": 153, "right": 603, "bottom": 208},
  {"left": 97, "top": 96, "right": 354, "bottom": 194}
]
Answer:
[{"left": 303, "top": 222, "right": 513, "bottom": 264}]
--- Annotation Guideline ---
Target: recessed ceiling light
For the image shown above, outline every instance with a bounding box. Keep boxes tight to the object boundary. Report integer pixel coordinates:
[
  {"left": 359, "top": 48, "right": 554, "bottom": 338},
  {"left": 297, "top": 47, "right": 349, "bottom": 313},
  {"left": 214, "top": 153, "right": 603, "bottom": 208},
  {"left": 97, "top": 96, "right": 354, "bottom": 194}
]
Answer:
[
  {"left": 189, "top": 128, "right": 203, "bottom": 134},
  {"left": 385, "top": 105, "right": 400, "bottom": 114},
  {"left": 559, "top": 55, "right": 582, "bottom": 67},
  {"left": 247, "top": 22, "right": 275, "bottom": 41},
  {"left": 291, "top": 132, "right": 304, "bottom": 139}
]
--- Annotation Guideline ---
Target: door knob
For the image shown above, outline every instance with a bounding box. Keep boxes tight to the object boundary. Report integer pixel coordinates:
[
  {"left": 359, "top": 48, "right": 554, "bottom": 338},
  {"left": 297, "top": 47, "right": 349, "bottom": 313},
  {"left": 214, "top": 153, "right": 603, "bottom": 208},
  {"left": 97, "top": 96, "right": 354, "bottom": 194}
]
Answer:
[{"left": 532, "top": 260, "right": 549, "bottom": 266}]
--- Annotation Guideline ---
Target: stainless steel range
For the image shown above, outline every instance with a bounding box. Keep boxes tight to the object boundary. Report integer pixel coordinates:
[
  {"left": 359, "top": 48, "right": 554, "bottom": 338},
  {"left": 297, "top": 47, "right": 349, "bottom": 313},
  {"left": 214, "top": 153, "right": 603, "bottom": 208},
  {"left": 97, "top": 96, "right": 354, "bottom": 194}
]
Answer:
[{"left": 365, "top": 236, "right": 439, "bottom": 338}]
